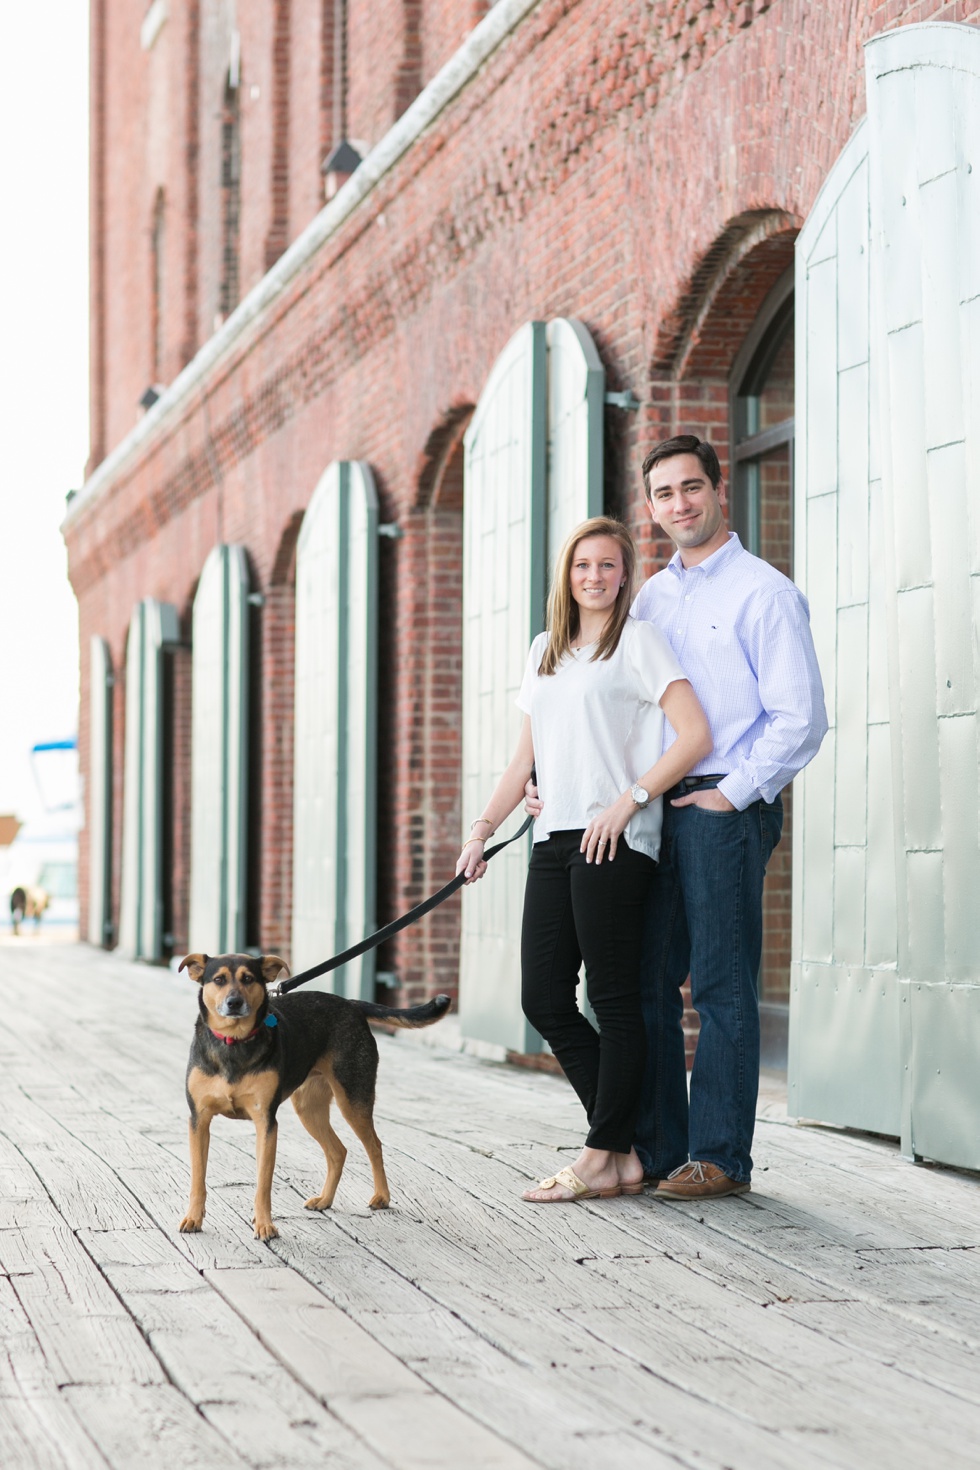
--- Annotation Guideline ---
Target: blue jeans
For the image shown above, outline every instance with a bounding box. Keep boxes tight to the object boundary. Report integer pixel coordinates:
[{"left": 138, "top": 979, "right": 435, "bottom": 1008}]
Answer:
[{"left": 634, "top": 784, "right": 783, "bottom": 1184}]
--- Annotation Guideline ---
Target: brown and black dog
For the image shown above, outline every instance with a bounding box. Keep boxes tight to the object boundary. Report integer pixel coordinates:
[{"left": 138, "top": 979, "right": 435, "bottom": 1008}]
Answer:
[{"left": 179, "top": 953, "right": 450, "bottom": 1239}]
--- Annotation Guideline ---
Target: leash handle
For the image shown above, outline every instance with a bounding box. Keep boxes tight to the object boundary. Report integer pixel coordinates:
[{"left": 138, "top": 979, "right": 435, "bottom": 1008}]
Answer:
[{"left": 275, "top": 811, "right": 534, "bottom": 996}]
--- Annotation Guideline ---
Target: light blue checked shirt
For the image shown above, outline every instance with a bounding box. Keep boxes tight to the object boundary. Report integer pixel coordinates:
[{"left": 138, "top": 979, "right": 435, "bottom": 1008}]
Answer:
[{"left": 632, "top": 533, "right": 828, "bottom": 811}]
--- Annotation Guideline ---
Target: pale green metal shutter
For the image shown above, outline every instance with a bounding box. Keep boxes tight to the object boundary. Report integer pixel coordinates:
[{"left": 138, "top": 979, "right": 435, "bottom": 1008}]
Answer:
[
  {"left": 292, "top": 461, "right": 378, "bottom": 996},
  {"left": 789, "top": 118, "right": 902, "bottom": 1135},
  {"left": 189, "top": 544, "right": 250, "bottom": 954},
  {"left": 867, "top": 23, "right": 980, "bottom": 1167},
  {"left": 545, "top": 318, "right": 605, "bottom": 1034},
  {"left": 792, "top": 22, "right": 980, "bottom": 1169},
  {"left": 459, "top": 319, "right": 604, "bottom": 1051},
  {"left": 118, "top": 598, "right": 179, "bottom": 960},
  {"left": 459, "top": 323, "right": 547, "bottom": 1051},
  {"left": 546, "top": 317, "right": 604, "bottom": 577},
  {"left": 87, "top": 636, "right": 113, "bottom": 948}
]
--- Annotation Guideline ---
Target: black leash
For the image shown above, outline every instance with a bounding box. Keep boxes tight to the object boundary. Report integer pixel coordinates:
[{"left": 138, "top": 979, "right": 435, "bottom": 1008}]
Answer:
[{"left": 274, "top": 814, "right": 534, "bottom": 996}]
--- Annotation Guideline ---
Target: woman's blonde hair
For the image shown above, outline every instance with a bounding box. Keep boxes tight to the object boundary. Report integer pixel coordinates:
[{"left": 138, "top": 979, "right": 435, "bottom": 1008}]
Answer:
[{"left": 538, "top": 517, "right": 638, "bottom": 676}]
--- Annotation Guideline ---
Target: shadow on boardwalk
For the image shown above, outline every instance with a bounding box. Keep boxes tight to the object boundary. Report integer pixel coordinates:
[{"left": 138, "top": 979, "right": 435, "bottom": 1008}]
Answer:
[{"left": 1, "top": 943, "right": 979, "bottom": 1469}]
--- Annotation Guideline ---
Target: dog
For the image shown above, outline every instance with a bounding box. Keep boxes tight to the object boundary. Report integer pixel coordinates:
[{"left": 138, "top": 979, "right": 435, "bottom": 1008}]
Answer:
[
  {"left": 178, "top": 953, "right": 450, "bottom": 1239},
  {"left": 10, "top": 888, "right": 26, "bottom": 935},
  {"left": 9, "top": 885, "right": 49, "bottom": 936}
]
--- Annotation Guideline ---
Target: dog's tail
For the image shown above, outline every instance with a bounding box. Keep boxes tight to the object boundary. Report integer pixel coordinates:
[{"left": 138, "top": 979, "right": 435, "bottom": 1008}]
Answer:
[{"left": 354, "top": 994, "right": 452, "bottom": 1029}]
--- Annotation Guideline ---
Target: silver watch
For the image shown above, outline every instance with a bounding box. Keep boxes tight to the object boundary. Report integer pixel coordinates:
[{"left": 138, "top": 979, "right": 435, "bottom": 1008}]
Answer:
[{"left": 630, "top": 782, "right": 651, "bottom": 807}]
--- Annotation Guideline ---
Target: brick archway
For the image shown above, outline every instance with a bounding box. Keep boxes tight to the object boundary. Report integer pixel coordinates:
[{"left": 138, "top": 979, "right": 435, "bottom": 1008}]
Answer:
[
  {"left": 646, "top": 213, "right": 798, "bottom": 507},
  {"left": 257, "top": 511, "right": 303, "bottom": 959},
  {"left": 386, "top": 408, "right": 471, "bottom": 1005}
]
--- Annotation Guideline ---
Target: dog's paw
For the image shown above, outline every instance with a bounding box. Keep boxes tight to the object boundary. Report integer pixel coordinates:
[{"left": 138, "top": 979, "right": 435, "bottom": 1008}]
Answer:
[
  {"left": 179, "top": 1215, "right": 203, "bottom": 1233},
  {"left": 368, "top": 1194, "right": 390, "bottom": 1211},
  {"left": 254, "top": 1220, "right": 280, "bottom": 1240},
  {"left": 304, "top": 1194, "right": 333, "bottom": 1211}
]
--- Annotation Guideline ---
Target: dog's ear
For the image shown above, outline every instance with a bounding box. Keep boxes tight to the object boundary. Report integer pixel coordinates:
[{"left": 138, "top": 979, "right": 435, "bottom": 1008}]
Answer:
[
  {"left": 260, "top": 955, "right": 289, "bottom": 985},
  {"left": 179, "top": 953, "right": 209, "bottom": 983}
]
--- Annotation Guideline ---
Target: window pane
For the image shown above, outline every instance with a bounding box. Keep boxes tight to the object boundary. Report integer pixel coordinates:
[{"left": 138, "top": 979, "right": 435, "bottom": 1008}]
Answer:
[
  {"left": 732, "top": 442, "right": 792, "bottom": 574},
  {"left": 756, "top": 315, "right": 794, "bottom": 430},
  {"left": 756, "top": 442, "right": 793, "bottom": 577}
]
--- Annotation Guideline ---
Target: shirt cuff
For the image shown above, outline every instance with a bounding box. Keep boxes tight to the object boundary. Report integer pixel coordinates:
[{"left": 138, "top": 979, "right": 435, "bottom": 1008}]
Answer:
[{"left": 716, "top": 771, "right": 760, "bottom": 811}]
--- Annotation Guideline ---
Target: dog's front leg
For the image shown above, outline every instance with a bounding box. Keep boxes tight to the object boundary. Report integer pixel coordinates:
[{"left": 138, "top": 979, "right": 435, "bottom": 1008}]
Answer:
[
  {"left": 180, "top": 1112, "right": 212, "bottom": 1232},
  {"left": 252, "top": 1115, "right": 279, "bottom": 1240}
]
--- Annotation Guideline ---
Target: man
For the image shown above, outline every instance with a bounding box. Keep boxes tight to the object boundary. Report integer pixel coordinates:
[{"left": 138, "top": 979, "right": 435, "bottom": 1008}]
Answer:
[{"left": 632, "top": 434, "right": 827, "bottom": 1198}]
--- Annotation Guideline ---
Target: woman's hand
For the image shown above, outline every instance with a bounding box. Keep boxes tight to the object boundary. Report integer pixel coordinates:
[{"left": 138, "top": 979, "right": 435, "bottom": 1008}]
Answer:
[
  {"left": 456, "top": 838, "right": 488, "bottom": 883},
  {"left": 581, "top": 793, "right": 634, "bottom": 865}
]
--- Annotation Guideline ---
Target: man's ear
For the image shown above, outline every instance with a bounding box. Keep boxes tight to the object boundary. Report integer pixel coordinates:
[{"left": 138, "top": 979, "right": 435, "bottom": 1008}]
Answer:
[
  {"left": 261, "top": 955, "right": 289, "bottom": 985},
  {"left": 179, "top": 953, "right": 209, "bottom": 984}
]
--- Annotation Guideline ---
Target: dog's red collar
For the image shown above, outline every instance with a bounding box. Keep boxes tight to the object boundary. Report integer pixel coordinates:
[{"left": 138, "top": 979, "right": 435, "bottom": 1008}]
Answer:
[{"left": 209, "top": 1025, "right": 262, "bottom": 1045}]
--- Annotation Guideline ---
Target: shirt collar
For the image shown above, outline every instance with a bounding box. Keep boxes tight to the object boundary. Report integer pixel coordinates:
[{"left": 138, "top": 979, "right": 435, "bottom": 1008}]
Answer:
[{"left": 667, "top": 532, "right": 744, "bottom": 579}]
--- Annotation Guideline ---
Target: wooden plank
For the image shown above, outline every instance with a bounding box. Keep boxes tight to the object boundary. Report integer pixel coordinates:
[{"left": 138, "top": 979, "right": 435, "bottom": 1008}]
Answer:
[
  {"left": 63, "top": 1384, "right": 247, "bottom": 1470},
  {"left": 0, "top": 1225, "right": 165, "bottom": 1389},
  {"left": 0, "top": 1093, "right": 149, "bottom": 1233},
  {"left": 0, "top": 1276, "right": 53, "bottom": 1398},
  {"left": 110, "top": 1263, "right": 391, "bottom": 1469},
  {"left": 574, "top": 1260, "right": 980, "bottom": 1466},
  {"left": 205, "top": 1266, "right": 429, "bottom": 1399},
  {"left": 0, "top": 1395, "right": 108, "bottom": 1470},
  {"left": 775, "top": 1298, "right": 980, "bottom": 1404},
  {"left": 209, "top": 1267, "right": 539, "bottom": 1470}
]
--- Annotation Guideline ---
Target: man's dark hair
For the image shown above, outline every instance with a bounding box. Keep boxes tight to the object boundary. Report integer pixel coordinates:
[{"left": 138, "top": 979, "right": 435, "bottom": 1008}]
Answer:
[{"left": 642, "top": 435, "right": 722, "bottom": 496}]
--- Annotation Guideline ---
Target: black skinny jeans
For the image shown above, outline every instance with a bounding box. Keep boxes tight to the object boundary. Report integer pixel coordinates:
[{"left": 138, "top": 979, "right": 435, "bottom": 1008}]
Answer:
[{"left": 520, "top": 830, "right": 656, "bottom": 1153}]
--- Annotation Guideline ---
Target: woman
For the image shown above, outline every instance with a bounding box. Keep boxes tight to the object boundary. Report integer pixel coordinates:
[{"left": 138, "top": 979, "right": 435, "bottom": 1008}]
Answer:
[{"left": 457, "top": 517, "right": 711, "bottom": 1203}]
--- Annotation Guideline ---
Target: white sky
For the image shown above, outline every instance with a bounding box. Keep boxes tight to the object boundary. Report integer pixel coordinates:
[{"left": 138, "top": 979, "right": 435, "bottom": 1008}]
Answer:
[{"left": 0, "top": 4, "right": 88, "bottom": 822}]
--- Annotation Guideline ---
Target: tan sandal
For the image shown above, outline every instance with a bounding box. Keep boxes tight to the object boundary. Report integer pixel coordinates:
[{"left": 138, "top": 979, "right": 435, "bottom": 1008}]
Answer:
[{"left": 522, "top": 1166, "right": 644, "bottom": 1203}]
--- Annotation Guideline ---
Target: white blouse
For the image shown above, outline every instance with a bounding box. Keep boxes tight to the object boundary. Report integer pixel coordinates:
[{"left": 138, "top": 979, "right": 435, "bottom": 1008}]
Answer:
[{"left": 516, "top": 616, "right": 687, "bottom": 862}]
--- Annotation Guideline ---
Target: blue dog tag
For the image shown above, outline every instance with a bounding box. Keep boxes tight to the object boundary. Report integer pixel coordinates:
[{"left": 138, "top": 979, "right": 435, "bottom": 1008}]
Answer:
[{"left": 264, "top": 1014, "right": 278, "bottom": 1029}]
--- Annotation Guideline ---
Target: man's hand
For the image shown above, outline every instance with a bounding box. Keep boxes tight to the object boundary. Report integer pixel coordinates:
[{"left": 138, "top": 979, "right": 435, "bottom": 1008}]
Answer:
[
  {"left": 524, "top": 777, "right": 543, "bottom": 818},
  {"left": 671, "top": 787, "right": 736, "bottom": 812}
]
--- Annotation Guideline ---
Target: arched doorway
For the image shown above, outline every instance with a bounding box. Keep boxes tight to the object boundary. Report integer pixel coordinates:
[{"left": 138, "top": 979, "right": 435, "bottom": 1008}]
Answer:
[{"left": 418, "top": 418, "right": 468, "bottom": 1003}]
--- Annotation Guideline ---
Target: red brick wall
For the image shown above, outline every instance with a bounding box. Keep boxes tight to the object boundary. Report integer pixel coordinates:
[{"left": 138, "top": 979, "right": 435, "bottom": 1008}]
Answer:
[
  {"left": 288, "top": 2, "right": 333, "bottom": 238},
  {"left": 422, "top": 2, "right": 489, "bottom": 84},
  {"left": 75, "top": 0, "right": 980, "bottom": 997},
  {"left": 257, "top": 561, "right": 299, "bottom": 957},
  {"left": 391, "top": 420, "right": 469, "bottom": 1002},
  {"left": 347, "top": 1, "right": 419, "bottom": 146}
]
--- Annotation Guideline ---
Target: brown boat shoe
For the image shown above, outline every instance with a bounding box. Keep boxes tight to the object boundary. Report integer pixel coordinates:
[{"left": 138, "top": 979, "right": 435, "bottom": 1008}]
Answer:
[{"left": 654, "top": 1161, "right": 750, "bottom": 1200}]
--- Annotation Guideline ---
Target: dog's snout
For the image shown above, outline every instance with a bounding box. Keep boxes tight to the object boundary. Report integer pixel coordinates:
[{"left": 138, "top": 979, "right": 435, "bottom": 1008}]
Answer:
[{"left": 220, "top": 991, "right": 248, "bottom": 1016}]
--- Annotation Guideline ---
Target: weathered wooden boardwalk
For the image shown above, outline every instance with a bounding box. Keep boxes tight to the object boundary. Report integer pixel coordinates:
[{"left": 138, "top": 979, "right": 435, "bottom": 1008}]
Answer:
[{"left": 2, "top": 940, "right": 979, "bottom": 1469}]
